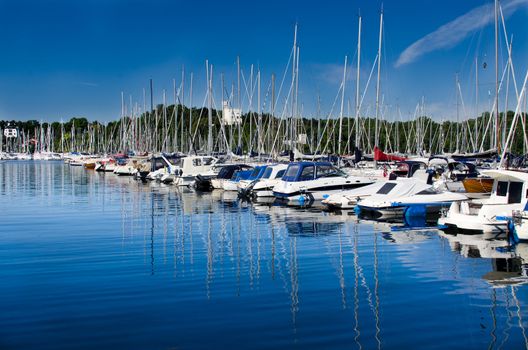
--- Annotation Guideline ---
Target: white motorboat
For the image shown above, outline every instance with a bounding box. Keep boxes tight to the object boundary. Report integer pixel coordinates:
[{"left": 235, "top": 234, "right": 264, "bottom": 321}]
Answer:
[
  {"left": 173, "top": 156, "right": 218, "bottom": 186},
  {"left": 114, "top": 159, "right": 143, "bottom": 176},
  {"left": 272, "top": 161, "right": 375, "bottom": 204},
  {"left": 439, "top": 169, "right": 528, "bottom": 234},
  {"left": 145, "top": 155, "right": 182, "bottom": 183},
  {"left": 249, "top": 164, "right": 288, "bottom": 198},
  {"left": 222, "top": 169, "right": 254, "bottom": 191},
  {"left": 321, "top": 181, "right": 387, "bottom": 210},
  {"left": 357, "top": 179, "right": 465, "bottom": 219},
  {"left": 210, "top": 164, "right": 253, "bottom": 189}
]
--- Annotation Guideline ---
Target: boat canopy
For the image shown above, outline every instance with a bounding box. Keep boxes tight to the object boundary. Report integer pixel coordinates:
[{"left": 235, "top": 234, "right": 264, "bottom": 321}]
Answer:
[
  {"left": 217, "top": 164, "right": 252, "bottom": 179},
  {"left": 282, "top": 162, "right": 345, "bottom": 182},
  {"left": 231, "top": 169, "right": 253, "bottom": 181}
]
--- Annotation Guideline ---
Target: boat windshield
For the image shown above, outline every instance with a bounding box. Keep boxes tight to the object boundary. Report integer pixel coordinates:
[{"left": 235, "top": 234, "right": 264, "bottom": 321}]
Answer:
[
  {"left": 276, "top": 169, "right": 286, "bottom": 179},
  {"left": 317, "top": 165, "right": 346, "bottom": 178},
  {"left": 262, "top": 168, "right": 273, "bottom": 179},
  {"left": 299, "top": 166, "right": 315, "bottom": 181},
  {"left": 202, "top": 157, "right": 215, "bottom": 165},
  {"left": 284, "top": 165, "right": 300, "bottom": 179},
  {"left": 250, "top": 168, "right": 261, "bottom": 178},
  {"left": 166, "top": 157, "right": 182, "bottom": 166}
]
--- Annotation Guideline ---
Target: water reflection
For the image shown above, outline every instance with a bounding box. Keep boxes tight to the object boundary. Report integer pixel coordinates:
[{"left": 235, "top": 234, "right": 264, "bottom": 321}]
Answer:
[{"left": 1, "top": 161, "right": 528, "bottom": 349}]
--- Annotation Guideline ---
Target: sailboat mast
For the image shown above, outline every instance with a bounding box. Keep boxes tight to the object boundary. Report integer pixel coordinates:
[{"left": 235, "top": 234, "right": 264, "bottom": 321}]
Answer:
[
  {"left": 355, "top": 14, "right": 362, "bottom": 150},
  {"left": 237, "top": 56, "right": 241, "bottom": 152},
  {"left": 207, "top": 61, "right": 213, "bottom": 154},
  {"left": 338, "top": 55, "right": 347, "bottom": 155},
  {"left": 189, "top": 72, "right": 193, "bottom": 153},
  {"left": 475, "top": 57, "right": 479, "bottom": 151},
  {"left": 375, "top": 7, "right": 383, "bottom": 151},
  {"left": 494, "top": 0, "right": 499, "bottom": 151},
  {"left": 291, "top": 24, "right": 298, "bottom": 150},
  {"left": 456, "top": 73, "right": 460, "bottom": 152},
  {"left": 181, "top": 66, "right": 185, "bottom": 152}
]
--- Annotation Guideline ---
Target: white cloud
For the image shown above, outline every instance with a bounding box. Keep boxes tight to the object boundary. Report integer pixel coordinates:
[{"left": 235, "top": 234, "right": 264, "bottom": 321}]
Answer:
[{"left": 395, "top": 0, "right": 528, "bottom": 67}]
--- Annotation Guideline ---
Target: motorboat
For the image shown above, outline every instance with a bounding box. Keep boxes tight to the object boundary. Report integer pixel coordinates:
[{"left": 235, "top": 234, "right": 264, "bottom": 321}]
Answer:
[
  {"left": 210, "top": 164, "right": 253, "bottom": 189},
  {"left": 272, "top": 161, "right": 374, "bottom": 204},
  {"left": 173, "top": 156, "right": 219, "bottom": 186},
  {"left": 357, "top": 178, "right": 466, "bottom": 219},
  {"left": 248, "top": 163, "right": 288, "bottom": 198},
  {"left": 145, "top": 154, "right": 182, "bottom": 183},
  {"left": 438, "top": 169, "right": 528, "bottom": 234},
  {"left": 321, "top": 181, "right": 387, "bottom": 210},
  {"left": 222, "top": 169, "right": 253, "bottom": 191},
  {"left": 114, "top": 158, "right": 147, "bottom": 176},
  {"left": 237, "top": 165, "right": 269, "bottom": 194}
]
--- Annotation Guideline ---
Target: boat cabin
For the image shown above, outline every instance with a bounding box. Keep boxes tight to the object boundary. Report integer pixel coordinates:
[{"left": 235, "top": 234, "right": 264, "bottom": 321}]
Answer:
[
  {"left": 485, "top": 170, "right": 528, "bottom": 205},
  {"left": 282, "top": 162, "right": 346, "bottom": 182},
  {"left": 181, "top": 156, "right": 218, "bottom": 176}
]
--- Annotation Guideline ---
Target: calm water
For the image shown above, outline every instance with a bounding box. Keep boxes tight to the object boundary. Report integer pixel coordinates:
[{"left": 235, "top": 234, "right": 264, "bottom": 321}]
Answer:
[{"left": 1, "top": 161, "right": 527, "bottom": 349}]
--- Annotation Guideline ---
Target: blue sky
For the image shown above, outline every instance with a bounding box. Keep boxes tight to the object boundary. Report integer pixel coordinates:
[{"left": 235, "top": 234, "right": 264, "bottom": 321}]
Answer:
[{"left": 0, "top": 0, "right": 526, "bottom": 122}]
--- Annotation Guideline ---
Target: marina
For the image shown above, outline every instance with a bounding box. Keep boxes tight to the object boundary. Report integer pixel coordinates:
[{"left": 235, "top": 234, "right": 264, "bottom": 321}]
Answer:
[
  {"left": 1, "top": 161, "right": 527, "bottom": 349},
  {"left": 1, "top": 0, "right": 528, "bottom": 348}
]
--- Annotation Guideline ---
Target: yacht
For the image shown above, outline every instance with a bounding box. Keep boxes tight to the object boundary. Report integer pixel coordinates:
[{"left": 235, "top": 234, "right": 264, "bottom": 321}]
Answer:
[
  {"left": 272, "top": 161, "right": 374, "bottom": 204},
  {"left": 438, "top": 169, "right": 528, "bottom": 234},
  {"left": 237, "top": 165, "right": 269, "bottom": 194},
  {"left": 145, "top": 155, "right": 182, "bottom": 183},
  {"left": 249, "top": 163, "right": 288, "bottom": 198},
  {"left": 210, "top": 164, "right": 252, "bottom": 189},
  {"left": 357, "top": 178, "right": 467, "bottom": 219},
  {"left": 173, "top": 156, "right": 219, "bottom": 186},
  {"left": 321, "top": 181, "right": 387, "bottom": 210}
]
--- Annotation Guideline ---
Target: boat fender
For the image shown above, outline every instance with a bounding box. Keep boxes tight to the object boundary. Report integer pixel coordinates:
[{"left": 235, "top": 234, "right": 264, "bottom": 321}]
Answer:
[
  {"left": 507, "top": 219, "right": 519, "bottom": 244},
  {"left": 298, "top": 195, "right": 306, "bottom": 205},
  {"left": 404, "top": 204, "right": 427, "bottom": 219}
]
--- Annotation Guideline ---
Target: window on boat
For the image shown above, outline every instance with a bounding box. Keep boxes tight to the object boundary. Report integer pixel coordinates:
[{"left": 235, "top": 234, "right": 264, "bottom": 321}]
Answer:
[
  {"left": 376, "top": 182, "right": 397, "bottom": 194},
  {"left": 193, "top": 158, "right": 202, "bottom": 166},
  {"left": 317, "top": 165, "right": 345, "bottom": 178},
  {"left": 299, "top": 165, "right": 315, "bottom": 181},
  {"left": 167, "top": 157, "right": 182, "bottom": 166},
  {"left": 284, "top": 165, "right": 299, "bottom": 179},
  {"left": 202, "top": 157, "right": 214, "bottom": 165},
  {"left": 496, "top": 181, "right": 508, "bottom": 196},
  {"left": 508, "top": 181, "right": 523, "bottom": 204},
  {"left": 276, "top": 170, "right": 286, "bottom": 179},
  {"left": 218, "top": 167, "right": 234, "bottom": 179},
  {"left": 154, "top": 159, "right": 167, "bottom": 170},
  {"left": 262, "top": 168, "right": 273, "bottom": 179},
  {"left": 250, "top": 168, "right": 261, "bottom": 178}
]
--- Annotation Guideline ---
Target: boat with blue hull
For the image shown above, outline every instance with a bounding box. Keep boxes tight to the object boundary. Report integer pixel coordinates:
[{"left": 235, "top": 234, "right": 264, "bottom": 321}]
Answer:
[{"left": 357, "top": 179, "right": 467, "bottom": 220}]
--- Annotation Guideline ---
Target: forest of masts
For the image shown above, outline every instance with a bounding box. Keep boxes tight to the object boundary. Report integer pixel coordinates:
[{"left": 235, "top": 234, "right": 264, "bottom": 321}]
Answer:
[{"left": 2, "top": 4, "right": 528, "bottom": 158}]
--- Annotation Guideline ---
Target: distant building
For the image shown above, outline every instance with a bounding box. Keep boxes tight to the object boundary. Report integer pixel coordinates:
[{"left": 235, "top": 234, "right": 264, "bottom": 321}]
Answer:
[{"left": 222, "top": 101, "right": 242, "bottom": 126}]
